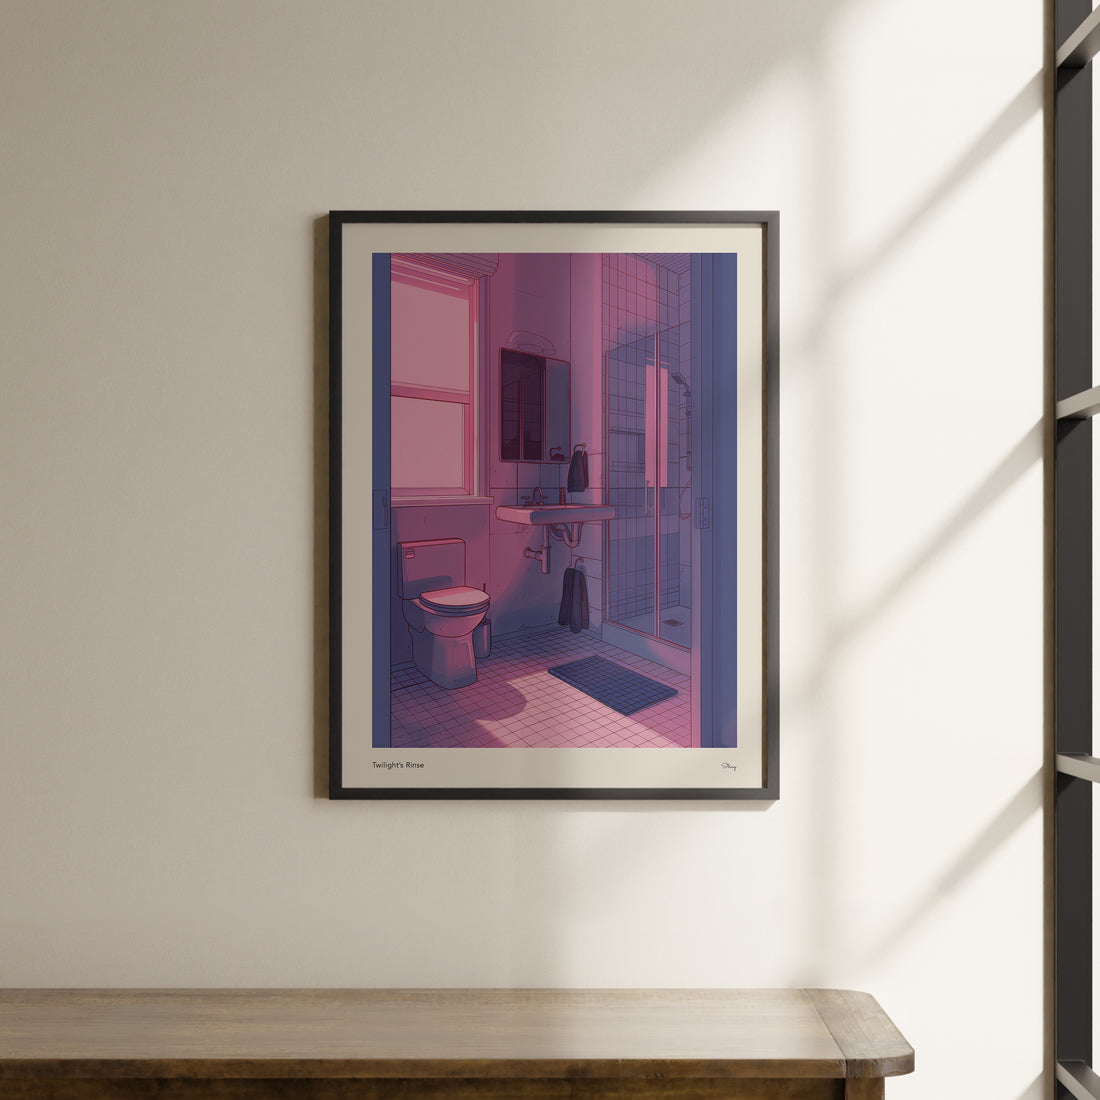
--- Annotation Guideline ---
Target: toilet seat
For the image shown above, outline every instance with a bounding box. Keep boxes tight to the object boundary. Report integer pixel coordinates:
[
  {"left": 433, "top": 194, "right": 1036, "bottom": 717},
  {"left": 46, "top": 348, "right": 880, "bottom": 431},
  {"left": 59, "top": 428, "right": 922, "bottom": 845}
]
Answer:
[{"left": 418, "top": 586, "right": 491, "bottom": 616}]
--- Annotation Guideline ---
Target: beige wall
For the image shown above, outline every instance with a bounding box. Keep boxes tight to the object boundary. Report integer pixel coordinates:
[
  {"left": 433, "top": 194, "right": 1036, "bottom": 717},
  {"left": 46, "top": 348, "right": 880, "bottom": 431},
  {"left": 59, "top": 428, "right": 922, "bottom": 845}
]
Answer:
[{"left": 0, "top": 3, "right": 1044, "bottom": 1098}]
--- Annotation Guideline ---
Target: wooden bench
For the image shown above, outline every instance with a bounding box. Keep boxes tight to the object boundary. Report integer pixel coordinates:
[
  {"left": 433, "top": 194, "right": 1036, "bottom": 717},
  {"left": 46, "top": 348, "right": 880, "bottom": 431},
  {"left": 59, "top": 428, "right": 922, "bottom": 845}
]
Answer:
[{"left": 0, "top": 988, "right": 914, "bottom": 1099}]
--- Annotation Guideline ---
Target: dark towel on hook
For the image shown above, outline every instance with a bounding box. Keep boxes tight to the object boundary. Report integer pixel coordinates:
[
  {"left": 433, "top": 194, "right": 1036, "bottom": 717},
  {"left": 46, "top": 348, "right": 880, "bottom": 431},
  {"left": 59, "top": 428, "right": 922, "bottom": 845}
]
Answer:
[
  {"left": 558, "top": 568, "right": 576, "bottom": 626},
  {"left": 558, "top": 567, "right": 589, "bottom": 633},
  {"left": 567, "top": 447, "right": 588, "bottom": 493},
  {"left": 570, "top": 568, "right": 589, "bottom": 633}
]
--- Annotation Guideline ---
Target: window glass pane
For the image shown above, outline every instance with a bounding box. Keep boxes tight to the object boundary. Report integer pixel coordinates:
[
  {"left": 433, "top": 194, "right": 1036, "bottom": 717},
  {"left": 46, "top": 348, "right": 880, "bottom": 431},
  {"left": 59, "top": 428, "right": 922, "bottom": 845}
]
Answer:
[
  {"left": 391, "top": 396, "right": 464, "bottom": 491},
  {"left": 391, "top": 277, "right": 471, "bottom": 392}
]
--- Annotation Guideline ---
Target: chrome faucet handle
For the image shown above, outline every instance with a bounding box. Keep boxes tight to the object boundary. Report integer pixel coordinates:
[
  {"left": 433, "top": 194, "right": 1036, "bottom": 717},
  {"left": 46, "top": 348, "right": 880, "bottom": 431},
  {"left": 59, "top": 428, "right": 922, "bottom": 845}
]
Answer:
[{"left": 532, "top": 487, "right": 545, "bottom": 505}]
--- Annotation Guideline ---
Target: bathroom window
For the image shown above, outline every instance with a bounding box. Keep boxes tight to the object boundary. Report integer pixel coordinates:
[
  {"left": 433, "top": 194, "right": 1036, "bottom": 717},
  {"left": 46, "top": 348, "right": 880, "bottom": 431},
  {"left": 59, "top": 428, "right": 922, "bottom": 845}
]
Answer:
[
  {"left": 390, "top": 256, "right": 477, "bottom": 496},
  {"left": 1053, "top": 0, "right": 1100, "bottom": 1089}
]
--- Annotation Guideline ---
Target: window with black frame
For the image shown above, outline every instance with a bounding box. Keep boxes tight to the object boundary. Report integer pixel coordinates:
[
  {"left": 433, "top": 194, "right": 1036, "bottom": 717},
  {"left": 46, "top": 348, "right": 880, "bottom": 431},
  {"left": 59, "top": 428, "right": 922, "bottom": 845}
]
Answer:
[{"left": 1054, "top": 2, "right": 1099, "bottom": 1096}]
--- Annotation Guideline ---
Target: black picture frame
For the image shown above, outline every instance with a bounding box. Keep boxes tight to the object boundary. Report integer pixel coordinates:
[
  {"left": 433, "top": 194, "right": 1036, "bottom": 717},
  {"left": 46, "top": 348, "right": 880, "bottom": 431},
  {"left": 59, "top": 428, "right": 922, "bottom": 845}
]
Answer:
[{"left": 329, "top": 211, "right": 778, "bottom": 799}]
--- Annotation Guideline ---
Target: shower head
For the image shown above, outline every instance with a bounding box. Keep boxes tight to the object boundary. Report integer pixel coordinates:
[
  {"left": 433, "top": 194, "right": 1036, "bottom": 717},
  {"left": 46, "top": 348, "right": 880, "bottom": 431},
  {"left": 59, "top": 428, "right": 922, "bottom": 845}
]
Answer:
[{"left": 669, "top": 372, "right": 693, "bottom": 472}]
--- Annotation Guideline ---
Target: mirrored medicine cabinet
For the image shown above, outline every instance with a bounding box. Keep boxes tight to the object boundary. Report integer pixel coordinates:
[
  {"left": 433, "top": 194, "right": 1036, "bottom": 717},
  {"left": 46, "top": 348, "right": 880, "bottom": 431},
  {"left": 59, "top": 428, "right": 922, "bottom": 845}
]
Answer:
[{"left": 499, "top": 348, "right": 571, "bottom": 463}]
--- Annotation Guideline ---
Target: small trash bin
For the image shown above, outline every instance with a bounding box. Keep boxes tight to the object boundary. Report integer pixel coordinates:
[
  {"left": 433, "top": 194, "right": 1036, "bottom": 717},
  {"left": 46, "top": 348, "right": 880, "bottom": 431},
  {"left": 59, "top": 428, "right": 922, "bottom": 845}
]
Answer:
[{"left": 473, "top": 619, "right": 491, "bottom": 659}]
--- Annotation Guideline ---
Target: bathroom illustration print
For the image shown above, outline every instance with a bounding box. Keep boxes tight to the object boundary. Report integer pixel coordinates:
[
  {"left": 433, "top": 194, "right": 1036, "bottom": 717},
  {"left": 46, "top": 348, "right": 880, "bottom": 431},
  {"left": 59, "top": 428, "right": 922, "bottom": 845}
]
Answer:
[{"left": 330, "top": 212, "right": 777, "bottom": 798}]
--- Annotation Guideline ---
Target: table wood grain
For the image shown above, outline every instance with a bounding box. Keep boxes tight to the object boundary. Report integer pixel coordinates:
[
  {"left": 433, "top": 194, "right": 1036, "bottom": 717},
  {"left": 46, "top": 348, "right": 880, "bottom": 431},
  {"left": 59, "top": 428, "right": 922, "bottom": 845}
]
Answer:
[{"left": 0, "top": 989, "right": 914, "bottom": 1100}]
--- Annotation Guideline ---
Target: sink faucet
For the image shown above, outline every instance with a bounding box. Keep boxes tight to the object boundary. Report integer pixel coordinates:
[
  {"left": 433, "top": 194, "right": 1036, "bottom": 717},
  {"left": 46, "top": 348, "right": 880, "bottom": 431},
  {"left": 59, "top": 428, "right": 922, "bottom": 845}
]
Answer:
[{"left": 531, "top": 486, "right": 545, "bottom": 505}]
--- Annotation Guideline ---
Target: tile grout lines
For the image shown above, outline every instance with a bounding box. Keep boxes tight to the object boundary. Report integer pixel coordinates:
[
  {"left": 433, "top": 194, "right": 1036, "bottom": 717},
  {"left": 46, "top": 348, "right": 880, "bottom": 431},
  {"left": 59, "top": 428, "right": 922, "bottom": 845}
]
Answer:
[{"left": 391, "top": 627, "right": 691, "bottom": 749}]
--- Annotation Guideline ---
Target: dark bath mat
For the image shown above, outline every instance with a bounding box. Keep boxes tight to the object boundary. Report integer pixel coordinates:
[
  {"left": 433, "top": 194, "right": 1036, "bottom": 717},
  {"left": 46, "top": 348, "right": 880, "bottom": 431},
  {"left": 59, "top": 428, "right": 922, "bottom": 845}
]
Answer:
[{"left": 547, "top": 655, "right": 677, "bottom": 716}]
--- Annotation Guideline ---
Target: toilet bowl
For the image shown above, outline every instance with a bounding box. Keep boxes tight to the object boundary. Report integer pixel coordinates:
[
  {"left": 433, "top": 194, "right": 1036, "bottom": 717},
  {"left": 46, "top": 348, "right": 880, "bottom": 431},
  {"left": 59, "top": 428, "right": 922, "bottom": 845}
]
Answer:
[{"left": 398, "top": 539, "right": 490, "bottom": 689}]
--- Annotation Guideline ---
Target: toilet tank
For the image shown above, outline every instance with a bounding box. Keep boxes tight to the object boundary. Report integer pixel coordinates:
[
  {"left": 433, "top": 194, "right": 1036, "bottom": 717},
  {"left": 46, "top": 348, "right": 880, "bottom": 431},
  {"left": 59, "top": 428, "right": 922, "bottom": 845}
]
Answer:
[{"left": 397, "top": 538, "right": 466, "bottom": 599}]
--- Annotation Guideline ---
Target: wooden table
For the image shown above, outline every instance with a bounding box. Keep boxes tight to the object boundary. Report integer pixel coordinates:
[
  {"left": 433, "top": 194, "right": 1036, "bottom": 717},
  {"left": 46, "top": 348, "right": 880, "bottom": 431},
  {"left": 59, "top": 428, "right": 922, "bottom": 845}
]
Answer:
[{"left": 0, "top": 989, "right": 914, "bottom": 1099}]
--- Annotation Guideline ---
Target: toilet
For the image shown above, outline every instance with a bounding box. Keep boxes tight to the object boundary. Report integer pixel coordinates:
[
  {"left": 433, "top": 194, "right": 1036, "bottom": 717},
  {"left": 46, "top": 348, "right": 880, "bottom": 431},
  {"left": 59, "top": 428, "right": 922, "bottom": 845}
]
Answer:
[{"left": 398, "top": 538, "right": 491, "bottom": 689}]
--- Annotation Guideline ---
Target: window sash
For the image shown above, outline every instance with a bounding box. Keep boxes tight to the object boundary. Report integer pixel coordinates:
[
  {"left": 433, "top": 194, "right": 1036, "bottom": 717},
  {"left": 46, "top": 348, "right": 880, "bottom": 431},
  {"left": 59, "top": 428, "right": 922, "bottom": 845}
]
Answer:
[{"left": 389, "top": 256, "right": 478, "bottom": 496}]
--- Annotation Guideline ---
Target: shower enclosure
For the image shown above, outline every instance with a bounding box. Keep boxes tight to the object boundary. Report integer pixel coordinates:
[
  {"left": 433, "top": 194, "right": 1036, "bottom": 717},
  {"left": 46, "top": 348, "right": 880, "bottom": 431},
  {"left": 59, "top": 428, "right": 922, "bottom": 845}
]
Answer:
[{"left": 603, "top": 323, "right": 695, "bottom": 673}]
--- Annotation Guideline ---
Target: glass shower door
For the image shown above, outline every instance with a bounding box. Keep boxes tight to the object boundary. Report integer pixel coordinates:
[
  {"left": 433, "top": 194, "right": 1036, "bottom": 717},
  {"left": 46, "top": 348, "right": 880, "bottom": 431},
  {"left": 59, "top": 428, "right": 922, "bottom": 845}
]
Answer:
[
  {"left": 606, "top": 333, "right": 657, "bottom": 638},
  {"left": 605, "top": 324, "right": 692, "bottom": 651},
  {"left": 659, "top": 327, "right": 692, "bottom": 649}
]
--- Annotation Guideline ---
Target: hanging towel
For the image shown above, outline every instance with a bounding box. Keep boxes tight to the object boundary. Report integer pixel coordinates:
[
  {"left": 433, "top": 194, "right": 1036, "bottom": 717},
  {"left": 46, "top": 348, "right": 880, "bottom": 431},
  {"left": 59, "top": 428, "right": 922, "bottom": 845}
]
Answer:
[
  {"left": 558, "top": 568, "right": 576, "bottom": 626},
  {"left": 567, "top": 446, "right": 588, "bottom": 493},
  {"left": 570, "top": 568, "right": 589, "bottom": 634}
]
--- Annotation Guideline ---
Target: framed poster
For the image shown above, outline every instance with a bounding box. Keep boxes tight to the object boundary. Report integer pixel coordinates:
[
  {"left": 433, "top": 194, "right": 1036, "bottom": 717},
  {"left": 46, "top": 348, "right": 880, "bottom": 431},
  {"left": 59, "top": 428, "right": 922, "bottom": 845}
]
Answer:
[{"left": 329, "top": 211, "right": 778, "bottom": 799}]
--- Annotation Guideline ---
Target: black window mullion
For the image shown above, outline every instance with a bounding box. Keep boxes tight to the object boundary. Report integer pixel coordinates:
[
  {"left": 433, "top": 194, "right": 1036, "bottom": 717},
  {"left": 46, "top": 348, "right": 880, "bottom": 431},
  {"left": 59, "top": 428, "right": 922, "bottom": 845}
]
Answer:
[{"left": 1055, "top": 0, "right": 1094, "bottom": 1084}]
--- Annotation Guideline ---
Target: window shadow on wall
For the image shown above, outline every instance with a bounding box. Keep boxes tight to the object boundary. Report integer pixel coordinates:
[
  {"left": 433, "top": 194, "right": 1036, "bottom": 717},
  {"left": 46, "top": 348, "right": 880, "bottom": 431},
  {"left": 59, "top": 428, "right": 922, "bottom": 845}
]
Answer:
[
  {"left": 795, "top": 57, "right": 1044, "bottom": 993},
  {"left": 306, "top": 22, "right": 1046, "bottom": 1062}
]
